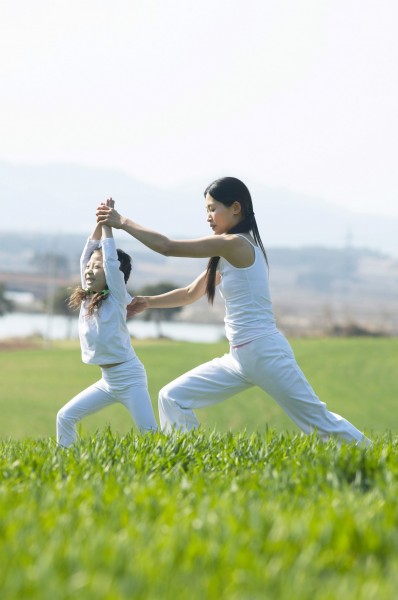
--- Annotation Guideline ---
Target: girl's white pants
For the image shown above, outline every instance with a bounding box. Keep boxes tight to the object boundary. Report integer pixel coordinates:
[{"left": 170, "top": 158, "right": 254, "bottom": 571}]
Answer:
[
  {"left": 159, "top": 332, "right": 370, "bottom": 445},
  {"left": 57, "top": 358, "right": 158, "bottom": 447}
]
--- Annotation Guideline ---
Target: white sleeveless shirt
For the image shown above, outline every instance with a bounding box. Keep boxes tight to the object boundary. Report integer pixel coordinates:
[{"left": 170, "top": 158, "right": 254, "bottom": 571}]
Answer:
[{"left": 218, "top": 235, "right": 277, "bottom": 346}]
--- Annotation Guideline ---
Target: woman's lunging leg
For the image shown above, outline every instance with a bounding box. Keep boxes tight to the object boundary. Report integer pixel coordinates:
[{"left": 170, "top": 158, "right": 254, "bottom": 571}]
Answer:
[
  {"left": 237, "top": 334, "right": 370, "bottom": 444},
  {"left": 159, "top": 354, "right": 251, "bottom": 432}
]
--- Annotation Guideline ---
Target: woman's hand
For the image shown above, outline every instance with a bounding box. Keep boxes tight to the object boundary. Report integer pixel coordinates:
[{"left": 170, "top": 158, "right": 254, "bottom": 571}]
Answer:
[
  {"left": 96, "top": 204, "right": 124, "bottom": 229},
  {"left": 127, "top": 296, "right": 149, "bottom": 319}
]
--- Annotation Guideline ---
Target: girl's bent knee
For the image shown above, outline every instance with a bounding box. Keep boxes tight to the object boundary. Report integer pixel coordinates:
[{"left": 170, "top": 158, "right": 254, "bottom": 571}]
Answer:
[{"left": 57, "top": 407, "right": 76, "bottom": 426}]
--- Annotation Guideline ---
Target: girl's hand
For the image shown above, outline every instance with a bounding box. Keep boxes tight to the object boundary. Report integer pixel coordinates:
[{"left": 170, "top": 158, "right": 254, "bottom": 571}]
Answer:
[
  {"left": 96, "top": 204, "right": 123, "bottom": 228},
  {"left": 127, "top": 296, "right": 150, "bottom": 319}
]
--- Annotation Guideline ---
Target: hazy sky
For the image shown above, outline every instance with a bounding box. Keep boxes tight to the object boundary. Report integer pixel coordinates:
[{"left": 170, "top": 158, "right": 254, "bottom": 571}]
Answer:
[{"left": 1, "top": 0, "right": 397, "bottom": 217}]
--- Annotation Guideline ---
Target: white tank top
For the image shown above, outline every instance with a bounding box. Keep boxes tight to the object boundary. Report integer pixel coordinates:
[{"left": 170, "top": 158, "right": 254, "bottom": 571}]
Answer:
[{"left": 218, "top": 234, "right": 277, "bottom": 346}]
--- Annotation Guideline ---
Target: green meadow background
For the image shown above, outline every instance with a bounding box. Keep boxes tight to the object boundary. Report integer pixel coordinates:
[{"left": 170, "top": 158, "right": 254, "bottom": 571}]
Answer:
[
  {"left": 1, "top": 337, "right": 398, "bottom": 599},
  {"left": 2, "top": 337, "right": 398, "bottom": 438}
]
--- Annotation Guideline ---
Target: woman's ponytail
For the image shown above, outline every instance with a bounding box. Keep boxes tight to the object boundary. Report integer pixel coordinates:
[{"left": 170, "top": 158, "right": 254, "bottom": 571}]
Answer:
[{"left": 204, "top": 178, "right": 268, "bottom": 304}]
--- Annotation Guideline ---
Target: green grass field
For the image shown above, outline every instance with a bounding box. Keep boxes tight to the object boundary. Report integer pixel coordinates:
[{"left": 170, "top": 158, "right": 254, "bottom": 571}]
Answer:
[
  {"left": 1, "top": 337, "right": 397, "bottom": 439},
  {"left": 1, "top": 338, "right": 398, "bottom": 598}
]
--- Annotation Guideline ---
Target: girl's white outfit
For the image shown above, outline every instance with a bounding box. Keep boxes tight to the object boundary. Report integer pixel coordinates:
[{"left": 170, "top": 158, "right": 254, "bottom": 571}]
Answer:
[
  {"left": 57, "top": 237, "right": 158, "bottom": 447},
  {"left": 159, "top": 235, "right": 370, "bottom": 445}
]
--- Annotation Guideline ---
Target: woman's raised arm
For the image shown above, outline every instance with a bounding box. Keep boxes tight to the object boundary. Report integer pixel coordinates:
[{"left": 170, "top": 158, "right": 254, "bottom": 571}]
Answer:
[{"left": 96, "top": 205, "right": 248, "bottom": 264}]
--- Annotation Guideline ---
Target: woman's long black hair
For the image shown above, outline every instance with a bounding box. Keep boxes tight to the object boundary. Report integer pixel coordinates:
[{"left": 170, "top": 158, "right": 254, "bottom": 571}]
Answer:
[{"left": 204, "top": 177, "right": 268, "bottom": 303}]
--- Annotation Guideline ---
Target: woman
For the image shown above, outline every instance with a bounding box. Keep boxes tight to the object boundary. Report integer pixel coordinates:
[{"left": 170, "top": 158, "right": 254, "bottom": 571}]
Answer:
[{"left": 96, "top": 177, "right": 370, "bottom": 445}]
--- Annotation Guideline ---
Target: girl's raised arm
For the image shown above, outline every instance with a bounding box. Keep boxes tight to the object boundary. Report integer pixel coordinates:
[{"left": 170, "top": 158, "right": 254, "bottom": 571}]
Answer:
[
  {"left": 89, "top": 222, "right": 103, "bottom": 241},
  {"left": 100, "top": 197, "right": 115, "bottom": 240}
]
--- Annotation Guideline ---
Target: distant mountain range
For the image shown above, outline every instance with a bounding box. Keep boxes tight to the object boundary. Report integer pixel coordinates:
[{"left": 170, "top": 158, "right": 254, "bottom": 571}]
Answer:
[{"left": 1, "top": 161, "right": 397, "bottom": 257}]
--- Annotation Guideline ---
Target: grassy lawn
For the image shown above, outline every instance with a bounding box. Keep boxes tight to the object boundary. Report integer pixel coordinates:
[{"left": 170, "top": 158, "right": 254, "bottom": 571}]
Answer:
[
  {"left": 1, "top": 430, "right": 397, "bottom": 599},
  {"left": 1, "top": 337, "right": 397, "bottom": 440},
  {"left": 1, "top": 338, "right": 397, "bottom": 598}
]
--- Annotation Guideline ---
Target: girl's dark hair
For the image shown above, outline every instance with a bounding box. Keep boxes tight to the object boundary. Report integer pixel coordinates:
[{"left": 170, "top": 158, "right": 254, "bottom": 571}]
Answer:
[
  {"left": 68, "top": 247, "right": 132, "bottom": 316},
  {"left": 116, "top": 249, "right": 132, "bottom": 283},
  {"left": 204, "top": 177, "right": 268, "bottom": 303}
]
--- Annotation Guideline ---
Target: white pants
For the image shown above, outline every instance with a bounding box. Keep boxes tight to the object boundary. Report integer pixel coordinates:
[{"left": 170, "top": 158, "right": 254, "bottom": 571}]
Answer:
[
  {"left": 159, "top": 332, "right": 370, "bottom": 445},
  {"left": 57, "top": 358, "right": 158, "bottom": 447}
]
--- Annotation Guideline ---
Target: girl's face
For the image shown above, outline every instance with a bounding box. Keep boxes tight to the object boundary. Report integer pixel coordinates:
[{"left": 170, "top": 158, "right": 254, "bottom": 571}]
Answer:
[
  {"left": 205, "top": 193, "right": 242, "bottom": 235},
  {"left": 84, "top": 250, "right": 106, "bottom": 293}
]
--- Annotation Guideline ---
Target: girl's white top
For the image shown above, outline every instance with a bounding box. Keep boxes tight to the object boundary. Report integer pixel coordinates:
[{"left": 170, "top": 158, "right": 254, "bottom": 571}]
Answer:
[
  {"left": 79, "top": 237, "right": 135, "bottom": 365},
  {"left": 218, "top": 235, "right": 277, "bottom": 346}
]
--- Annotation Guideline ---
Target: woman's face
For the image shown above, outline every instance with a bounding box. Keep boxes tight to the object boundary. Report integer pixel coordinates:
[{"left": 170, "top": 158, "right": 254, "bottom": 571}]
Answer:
[
  {"left": 205, "top": 193, "right": 242, "bottom": 235},
  {"left": 84, "top": 250, "right": 106, "bottom": 293}
]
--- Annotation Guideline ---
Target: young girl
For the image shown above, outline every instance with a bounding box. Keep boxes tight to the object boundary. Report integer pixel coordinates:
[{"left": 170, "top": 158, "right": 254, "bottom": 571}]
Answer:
[
  {"left": 96, "top": 178, "right": 371, "bottom": 446},
  {"left": 56, "top": 201, "right": 158, "bottom": 447}
]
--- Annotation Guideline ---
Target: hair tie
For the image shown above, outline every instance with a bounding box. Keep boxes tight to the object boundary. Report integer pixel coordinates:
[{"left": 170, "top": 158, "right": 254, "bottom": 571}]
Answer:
[{"left": 84, "top": 288, "right": 109, "bottom": 297}]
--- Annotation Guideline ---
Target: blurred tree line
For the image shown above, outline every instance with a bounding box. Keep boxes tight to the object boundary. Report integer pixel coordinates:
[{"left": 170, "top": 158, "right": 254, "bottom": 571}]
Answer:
[{"left": 0, "top": 283, "right": 14, "bottom": 316}]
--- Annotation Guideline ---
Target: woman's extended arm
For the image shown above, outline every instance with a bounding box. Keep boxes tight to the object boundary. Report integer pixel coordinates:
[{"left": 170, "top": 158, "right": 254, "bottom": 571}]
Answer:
[
  {"left": 128, "top": 270, "right": 217, "bottom": 316},
  {"left": 95, "top": 205, "right": 250, "bottom": 265}
]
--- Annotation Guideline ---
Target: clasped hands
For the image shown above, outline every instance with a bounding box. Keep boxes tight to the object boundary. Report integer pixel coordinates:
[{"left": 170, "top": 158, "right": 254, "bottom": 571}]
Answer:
[{"left": 96, "top": 197, "right": 123, "bottom": 228}]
